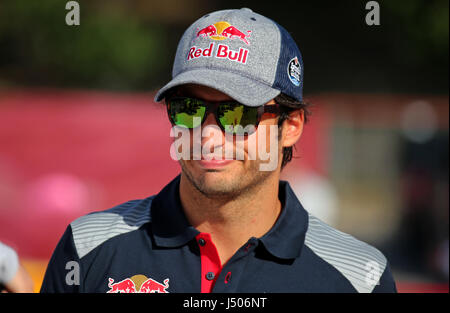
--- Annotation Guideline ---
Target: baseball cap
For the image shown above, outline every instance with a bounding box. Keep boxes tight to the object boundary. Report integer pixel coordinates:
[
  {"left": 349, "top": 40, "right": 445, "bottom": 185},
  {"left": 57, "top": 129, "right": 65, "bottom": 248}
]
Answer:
[{"left": 154, "top": 8, "right": 304, "bottom": 107}]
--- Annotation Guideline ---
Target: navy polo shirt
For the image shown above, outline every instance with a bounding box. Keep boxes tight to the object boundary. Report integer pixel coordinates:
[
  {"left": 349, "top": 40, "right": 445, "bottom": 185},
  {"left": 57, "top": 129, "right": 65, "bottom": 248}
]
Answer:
[{"left": 41, "top": 175, "right": 397, "bottom": 293}]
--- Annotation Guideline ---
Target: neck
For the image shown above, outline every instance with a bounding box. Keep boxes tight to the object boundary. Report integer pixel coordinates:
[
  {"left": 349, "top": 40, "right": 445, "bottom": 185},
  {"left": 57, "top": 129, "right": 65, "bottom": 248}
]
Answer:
[{"left": 179, "top": 173, "right": 282, "bottom": 265}]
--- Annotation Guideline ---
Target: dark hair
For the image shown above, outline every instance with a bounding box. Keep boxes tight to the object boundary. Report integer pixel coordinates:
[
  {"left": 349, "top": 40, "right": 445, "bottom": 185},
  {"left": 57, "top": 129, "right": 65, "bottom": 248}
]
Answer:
[{"left": 274, "top": 93, "right": 312, "bottom": 169}]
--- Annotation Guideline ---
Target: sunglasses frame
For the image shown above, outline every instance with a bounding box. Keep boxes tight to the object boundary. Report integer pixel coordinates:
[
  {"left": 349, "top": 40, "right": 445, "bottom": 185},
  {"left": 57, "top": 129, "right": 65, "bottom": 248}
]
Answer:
[{"left": 165, "top": 96, "right": 280, "bottom": 135}]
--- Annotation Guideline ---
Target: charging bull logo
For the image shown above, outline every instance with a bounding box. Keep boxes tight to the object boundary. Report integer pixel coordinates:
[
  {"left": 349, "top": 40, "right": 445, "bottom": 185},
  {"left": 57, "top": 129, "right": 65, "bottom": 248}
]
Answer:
[
  {"left": 196, "top": 21, "right": 252, "bottom": 45},
  {"left": 107, "top": 275, "right": 169, "bottom": 293}
]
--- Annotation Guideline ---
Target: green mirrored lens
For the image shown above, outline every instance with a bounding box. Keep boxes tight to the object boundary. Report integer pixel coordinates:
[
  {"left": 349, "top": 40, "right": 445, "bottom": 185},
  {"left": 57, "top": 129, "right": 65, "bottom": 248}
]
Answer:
[
  {"left": 219, "top": 103, "right": 258, "bottom": 134},
  {"left": 170, "top": 98, "right": 205, "bottom": 128}
]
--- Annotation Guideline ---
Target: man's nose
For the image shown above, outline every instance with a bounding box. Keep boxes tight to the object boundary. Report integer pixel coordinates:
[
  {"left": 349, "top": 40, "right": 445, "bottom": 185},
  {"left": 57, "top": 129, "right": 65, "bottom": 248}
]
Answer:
[
  {"left": 203, "top": 112, "right": 217, "bottom": 127},
  {"left": 201, "top": 112, "right": 224, "bottom": 145}
]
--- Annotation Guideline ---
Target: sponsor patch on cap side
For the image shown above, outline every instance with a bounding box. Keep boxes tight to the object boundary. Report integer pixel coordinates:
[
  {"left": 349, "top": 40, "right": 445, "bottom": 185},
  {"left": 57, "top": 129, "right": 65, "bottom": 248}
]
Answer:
[{"left": 287, "top": 57, "right": 301, "bottom": 87}]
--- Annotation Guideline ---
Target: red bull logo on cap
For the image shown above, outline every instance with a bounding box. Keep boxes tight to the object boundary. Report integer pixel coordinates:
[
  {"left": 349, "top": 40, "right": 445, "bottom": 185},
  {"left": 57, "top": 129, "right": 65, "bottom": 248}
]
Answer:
[
  {"left": 107, "top": 274, "right": 170, "bottom": 293},
  {"left": 187, "top": 43, "right": 249, "bottom": 64},
  {"left": 196, "top": 21, "right": 252, "bottom": 45}
]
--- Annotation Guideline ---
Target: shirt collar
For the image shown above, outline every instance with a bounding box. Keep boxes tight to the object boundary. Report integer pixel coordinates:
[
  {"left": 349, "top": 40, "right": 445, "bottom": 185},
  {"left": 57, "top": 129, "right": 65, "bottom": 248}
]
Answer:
[
  {"left": 258, "top": 180, "right": 309, "bottom": 259},
  {"left": 151, "top": 175, "right": 200, "bottom": 247},
  {"left": 150, "top": 175, "right": 309, "bottom": 260}
]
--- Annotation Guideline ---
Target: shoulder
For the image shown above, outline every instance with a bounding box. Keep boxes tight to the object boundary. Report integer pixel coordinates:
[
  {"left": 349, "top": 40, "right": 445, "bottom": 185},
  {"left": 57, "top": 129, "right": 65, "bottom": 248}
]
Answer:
[
  {"left": 70, "top": 196, "right": 154, "bottom": 259},
  {"left": 304, "top": 213, "right": 389, "bottom": 293},
  {"left": 0, "top": 241, "right": 19, "bottom": 284}
]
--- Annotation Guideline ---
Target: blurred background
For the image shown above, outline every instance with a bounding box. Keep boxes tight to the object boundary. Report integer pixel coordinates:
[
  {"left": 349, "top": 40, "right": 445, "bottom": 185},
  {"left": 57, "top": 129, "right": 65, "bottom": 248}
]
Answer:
[{"left": 0, "top": 0, "right": 448, "bottom": 292}]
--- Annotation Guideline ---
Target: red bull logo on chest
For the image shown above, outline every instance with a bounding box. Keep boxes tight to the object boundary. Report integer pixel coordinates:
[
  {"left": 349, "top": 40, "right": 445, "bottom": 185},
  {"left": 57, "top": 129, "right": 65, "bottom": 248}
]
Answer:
[{"left": 107, "top": 274, "right": 169, "bottom": 293}]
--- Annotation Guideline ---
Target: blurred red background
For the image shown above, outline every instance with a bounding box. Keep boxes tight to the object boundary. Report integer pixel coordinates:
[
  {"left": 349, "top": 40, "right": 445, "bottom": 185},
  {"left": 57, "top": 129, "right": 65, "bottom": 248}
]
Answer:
[{"left": 0, "top": 89, "right": 448, "bottom": 293}]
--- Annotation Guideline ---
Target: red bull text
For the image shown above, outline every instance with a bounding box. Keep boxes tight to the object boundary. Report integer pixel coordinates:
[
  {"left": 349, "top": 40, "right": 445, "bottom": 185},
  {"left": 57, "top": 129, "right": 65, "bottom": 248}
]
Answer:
[{"left": 187, "top": 43, "right": 249, "bottom": 64}]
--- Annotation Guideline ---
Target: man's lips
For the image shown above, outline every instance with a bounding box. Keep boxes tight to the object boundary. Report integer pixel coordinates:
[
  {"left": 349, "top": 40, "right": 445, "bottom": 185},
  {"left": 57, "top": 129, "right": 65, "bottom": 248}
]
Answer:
[{"left": 196, "top": 156, "right": 234, "bottom": 169}]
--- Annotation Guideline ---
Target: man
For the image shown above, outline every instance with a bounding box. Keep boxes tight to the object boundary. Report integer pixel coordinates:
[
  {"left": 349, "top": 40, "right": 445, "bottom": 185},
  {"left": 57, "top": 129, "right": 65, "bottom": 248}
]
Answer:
[{"left": 41, "top": 8, "right": 396, "bottom": 293}]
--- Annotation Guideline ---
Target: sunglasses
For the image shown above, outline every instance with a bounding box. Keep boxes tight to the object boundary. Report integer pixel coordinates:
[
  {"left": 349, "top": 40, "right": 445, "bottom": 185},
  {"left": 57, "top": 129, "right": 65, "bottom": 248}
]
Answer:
[{"left": 165, "top": 96, "right": 280, "bottom": 135}]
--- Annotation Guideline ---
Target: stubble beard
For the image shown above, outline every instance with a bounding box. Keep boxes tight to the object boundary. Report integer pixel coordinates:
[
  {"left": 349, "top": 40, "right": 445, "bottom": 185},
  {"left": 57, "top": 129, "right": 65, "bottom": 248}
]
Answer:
[{"left": 179, "top": 159, "right": 276, "bottom": 201}]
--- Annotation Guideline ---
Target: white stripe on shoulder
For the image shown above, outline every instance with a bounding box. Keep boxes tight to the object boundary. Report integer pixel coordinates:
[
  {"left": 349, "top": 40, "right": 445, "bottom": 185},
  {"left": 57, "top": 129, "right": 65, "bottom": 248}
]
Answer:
[
  {"left": 304, "top": 213, "right": 387, "bottom": 293},
  {"left": 71, "top": 197, "right": 153, "bottom": 259}
]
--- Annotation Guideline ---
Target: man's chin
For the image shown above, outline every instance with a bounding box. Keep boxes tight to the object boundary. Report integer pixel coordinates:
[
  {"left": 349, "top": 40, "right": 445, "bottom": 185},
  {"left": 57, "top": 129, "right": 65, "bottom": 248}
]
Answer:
[
  {"left": 181, "top": 162, "right": 242, "bottom": 197},
  {"left": 180, "top": 158, "right": 273, "bottom": 199},
  {"left": 193, "top": 171, "right": 242, "bottom": 197}
]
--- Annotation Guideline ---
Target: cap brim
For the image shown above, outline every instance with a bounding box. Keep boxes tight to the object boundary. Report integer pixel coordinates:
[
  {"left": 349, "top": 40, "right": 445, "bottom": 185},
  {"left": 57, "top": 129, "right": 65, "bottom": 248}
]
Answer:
[{"left": 154, "top": 69, "right": 281, "bottom": 107}]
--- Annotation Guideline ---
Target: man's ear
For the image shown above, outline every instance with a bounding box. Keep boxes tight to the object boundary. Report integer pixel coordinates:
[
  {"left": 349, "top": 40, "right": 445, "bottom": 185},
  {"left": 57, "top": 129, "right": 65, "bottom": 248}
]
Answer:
[{"left": 281, "top": 110, "right": 304, "bottom": 148}]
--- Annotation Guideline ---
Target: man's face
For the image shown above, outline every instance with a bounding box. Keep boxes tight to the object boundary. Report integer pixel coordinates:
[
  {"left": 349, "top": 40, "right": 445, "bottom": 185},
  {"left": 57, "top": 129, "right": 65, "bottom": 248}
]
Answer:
[{"left": 169, "top": 84, "right": 284, "bottom": 198}]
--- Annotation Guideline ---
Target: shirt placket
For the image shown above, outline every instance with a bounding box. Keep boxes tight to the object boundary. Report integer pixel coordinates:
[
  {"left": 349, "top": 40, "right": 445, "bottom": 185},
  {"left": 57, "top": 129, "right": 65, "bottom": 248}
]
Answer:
[
  {"left": 196, "top": 232, "right": 222, "bottom": 293},
  {"left": 196, "top": 232, "right": 258, "bottom": 293}
]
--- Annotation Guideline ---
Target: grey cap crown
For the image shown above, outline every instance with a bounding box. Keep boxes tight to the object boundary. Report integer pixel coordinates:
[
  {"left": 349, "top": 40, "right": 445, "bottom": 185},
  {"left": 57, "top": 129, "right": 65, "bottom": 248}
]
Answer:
[{"left": 155, "top": 8, "right": 303, "bottom": 107}]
